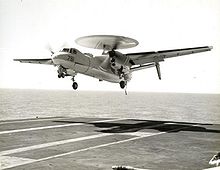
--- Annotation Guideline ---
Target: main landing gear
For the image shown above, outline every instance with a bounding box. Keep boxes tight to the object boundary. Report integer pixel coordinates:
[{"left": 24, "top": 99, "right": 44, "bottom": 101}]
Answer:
[
  {"left": 119, "top": 80, "right": 126, "bottom": 89},
  {"left": 58, "top": 73, "right": 65, "bottom": 78},
  {"left": 118, "top": 67, "right": 128, "bottom": 95},
  {"left": 57, "top": 66, "right": 78, "bottom": 90},
  {"left": 72, "top": 77, "right": 78, "bottom": 90},
  {"left": 120, "top": 80, "right": 128, "bottom": 95}
]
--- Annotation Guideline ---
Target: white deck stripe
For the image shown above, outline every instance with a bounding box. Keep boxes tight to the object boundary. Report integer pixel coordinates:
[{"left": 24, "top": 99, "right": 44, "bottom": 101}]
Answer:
[
  {"left": 19, "top": 126, "right": 189, "bottom": 161},
  {"left": 0, "top": 133, "right": 112, "bottom": 156},
  {"left": 204, "top": 167, "right": 220, "bottom": 170},
  {"left": 0, "top": 117, "right": 66, "bottom": 125},
  {"left": 0, "top": 121, "right": 165, "bottom": 156},
  {"left": 0, "top": 118, "right": 127, "bottom": 156},
  {"left": 0, "top": 120, "right": 163, "bottom": 156},
  {"left": 0, "top": 127, "right": 189, "bottom": 169},
  {"left": 0, "top": 123, "right": 84, "bottom": 135},
  {"left": 0, "top": 156, "right": 35, "bottom": 170},
  {"left": 0, "top": 132, "right": 162, "bottom": 170},
  {"left": 112, "top": 165, "right": 149, "bottom": 170},
  {"left": 91, "top": 118, "right": 126, "bottom": 123},
  {"left": 0, "top": 117, "right": 126, "bottom": 125},
  {"left": 0, "top": 118, "right": 126, "bottom": 135}
]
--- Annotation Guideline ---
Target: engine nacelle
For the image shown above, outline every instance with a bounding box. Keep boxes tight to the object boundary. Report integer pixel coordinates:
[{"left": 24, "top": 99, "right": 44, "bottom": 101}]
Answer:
[
  {"left": 109, "top": 51, "right": 132, "bottom": 74},
  {"left": 109, "top": 51, "right": 131, "bottom": 66},
  {"left": 110, "top": 62, "right": 122, "bottom": 74}
]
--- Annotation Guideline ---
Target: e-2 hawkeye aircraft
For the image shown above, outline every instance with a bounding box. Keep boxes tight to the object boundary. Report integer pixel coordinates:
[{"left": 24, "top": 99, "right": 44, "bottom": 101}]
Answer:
[{"left": 14, "top": 35, "right": 213, "bottom": 91}]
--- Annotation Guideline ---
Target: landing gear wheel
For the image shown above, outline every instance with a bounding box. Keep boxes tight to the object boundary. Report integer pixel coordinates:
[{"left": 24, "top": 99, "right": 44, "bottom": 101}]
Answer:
[
  {"left": 58, "top": 73, "right": 65, "bottom": 78},
  {"left": 120, "top": 81, "right": 126, "bottom": 89},
  {"left": 72, "top": 82, "right": 78, "bottom": 90}
]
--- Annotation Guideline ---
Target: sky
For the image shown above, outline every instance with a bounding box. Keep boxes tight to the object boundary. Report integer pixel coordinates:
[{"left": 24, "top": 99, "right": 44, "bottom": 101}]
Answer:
[{"left": 0, "top": 0, "right": 220, "bottom": 93}]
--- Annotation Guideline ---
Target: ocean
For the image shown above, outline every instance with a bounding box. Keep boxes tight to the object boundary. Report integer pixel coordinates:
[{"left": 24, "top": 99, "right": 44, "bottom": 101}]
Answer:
[{"left": 0, "top": 89, "right": 220, "bottom": 124}]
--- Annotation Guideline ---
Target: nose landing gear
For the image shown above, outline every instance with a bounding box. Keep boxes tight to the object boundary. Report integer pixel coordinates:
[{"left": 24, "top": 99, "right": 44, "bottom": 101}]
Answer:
[
  {"left": 57, "top": 66, "right": 66, "bottom": 78},
  {"left": 72, "top": 77, "right": 78, "bottom": 90}
]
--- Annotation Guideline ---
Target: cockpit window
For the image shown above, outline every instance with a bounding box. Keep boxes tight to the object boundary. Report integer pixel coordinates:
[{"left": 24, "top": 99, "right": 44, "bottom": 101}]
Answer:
[
  {"left": 70, "top": 48, "right": 77, "bottom": 54},
  {"left": 62, "top": 48, "right": 69, "bottom": 52},
  {"left": 60, "top": 48, "right": 77, "bottom": 54}
]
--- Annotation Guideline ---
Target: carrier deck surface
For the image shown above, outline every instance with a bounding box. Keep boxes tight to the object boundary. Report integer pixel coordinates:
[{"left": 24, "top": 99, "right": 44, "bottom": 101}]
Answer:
[{"left": 0, "top": 117, "right": 219, "bottom": 170}]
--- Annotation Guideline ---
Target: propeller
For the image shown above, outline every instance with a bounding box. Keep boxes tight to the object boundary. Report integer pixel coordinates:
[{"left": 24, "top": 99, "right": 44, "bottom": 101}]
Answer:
[
  {"left": 108, "top": 40, "right": 122, "bottom": 65},
  {"left": 112, "top": 40, "right": 121, "bottom": 50},
  {"left": 45, "top": 43, "right": 55, "bottom": 56},
  {"left": 100, "top": 57, "right": 110, "bottom": 70},
  {"left": 45, "top": 42, "right": 70, "bottom": 56},
  {"left": 101, "top": 41, "right": 121, "bottom": 69}
]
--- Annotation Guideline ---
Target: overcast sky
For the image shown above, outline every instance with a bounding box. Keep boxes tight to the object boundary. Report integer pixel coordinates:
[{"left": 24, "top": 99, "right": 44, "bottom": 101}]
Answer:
[{"left": 0, "top": 0, "right": 219, "bottom": 93}]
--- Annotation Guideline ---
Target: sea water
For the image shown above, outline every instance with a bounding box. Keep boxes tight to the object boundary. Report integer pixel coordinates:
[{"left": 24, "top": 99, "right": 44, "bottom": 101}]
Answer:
[{"left": 0, "top": 89, "right": 220, "bottom": 124}]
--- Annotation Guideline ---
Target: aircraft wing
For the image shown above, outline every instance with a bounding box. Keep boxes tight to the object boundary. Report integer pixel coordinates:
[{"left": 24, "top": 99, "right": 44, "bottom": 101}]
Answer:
[
  {"left": 13, "top": 58, "right": 54, "bottom": 65},
  {"left": 127, "top": 46, "right": 213, "bottom": 66}
]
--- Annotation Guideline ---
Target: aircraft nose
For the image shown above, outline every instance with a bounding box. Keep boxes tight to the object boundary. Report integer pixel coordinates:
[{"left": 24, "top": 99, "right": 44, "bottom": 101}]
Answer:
[
  {"left": 52, "top": 54, "right": 61, "bottom": 60},
  {"left": 52, "top": 54, "right": 66, "bottom": 64},
  {"left": 54, "top": 53, "right": 70, "bottom": 59},
  {"left": 52, "top": 53, "right": 74, "bottom": 65}
]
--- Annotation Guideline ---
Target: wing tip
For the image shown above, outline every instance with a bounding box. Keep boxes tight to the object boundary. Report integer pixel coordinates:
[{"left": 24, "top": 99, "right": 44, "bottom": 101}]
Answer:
[{"left": 208, "top": 46, "right": 213, "bottom": 50}]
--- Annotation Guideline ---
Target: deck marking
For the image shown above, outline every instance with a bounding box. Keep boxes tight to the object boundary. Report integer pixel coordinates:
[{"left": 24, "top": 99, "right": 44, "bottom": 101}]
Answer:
[
  {"left": 0, "top": 119, "right": 161, "bottom": 156},
  {"left": 112, "top": 165, "right": 150, "bottom": 170},
  {"left": 203, "top": 167, "right": 220, "bottom": 170},
  {"left": 0, "top": 125, "right": 190, "bottom": 169},
  {"left": 0, "top": 133, "right": 157, "bottom": 169},
  {"left": 0, "top": 133, "right": 112, "bottom": 156},
  {"left": 0, "top": 156, "right": 35, "bottom": 170},
  {"left": 0, "top": 117, "right": 126, "bottom": 125},
  {"left": 0, "top": 117, "right": 66, "bottom": 125},
  {"left": 0, "top": 123, "right": 84, "bottom": 135},
  {"left": 28, "top": 126, "right": 189, "bottom": 162},
  {"left": 91, "top": 118, "right": 127, "bottom": 123},
  {"left": 0, "top": 118, "right": 125, "bottom": 135}
]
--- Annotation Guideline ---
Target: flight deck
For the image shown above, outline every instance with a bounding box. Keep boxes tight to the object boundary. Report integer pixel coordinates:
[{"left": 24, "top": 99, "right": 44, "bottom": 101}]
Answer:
[{"left": 0, "top": 117, "right": 220, "bottom": 170}]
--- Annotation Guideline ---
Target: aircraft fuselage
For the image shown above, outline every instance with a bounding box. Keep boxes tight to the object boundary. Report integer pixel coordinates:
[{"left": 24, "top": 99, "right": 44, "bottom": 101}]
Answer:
[{"left": 52, "top": 48, "right": 131, "bottom": 83}]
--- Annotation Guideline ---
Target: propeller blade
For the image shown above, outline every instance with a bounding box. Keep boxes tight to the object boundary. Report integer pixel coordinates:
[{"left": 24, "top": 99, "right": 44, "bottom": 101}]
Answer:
[
  {"left": 45, "top": 41, "right": 71, "bottom": 55},
  {"left": 45, "top": 43, "right": 54, "bottom": 55},
  {"left": 100, "top": 57, "right": 110, "bottom": 70},
  {"left": 108, "top": 50, "right": 115, "bottom": 58},
  {"left": 112, "top": 41, "right": 120, "bottom": 50},
  {"left": 60, "top": 41, "right": 70, "bottom": 48}
]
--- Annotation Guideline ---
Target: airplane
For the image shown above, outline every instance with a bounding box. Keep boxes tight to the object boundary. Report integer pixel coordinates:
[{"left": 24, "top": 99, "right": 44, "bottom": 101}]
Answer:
[{"left": 14, "top": 35, "right": 213, "bottom": 92}]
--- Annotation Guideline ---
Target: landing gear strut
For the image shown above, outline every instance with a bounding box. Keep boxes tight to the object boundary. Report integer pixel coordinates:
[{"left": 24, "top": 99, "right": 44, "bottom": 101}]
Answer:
[{"left": 72, "top": 77, "right": 78, "bottom": 90}]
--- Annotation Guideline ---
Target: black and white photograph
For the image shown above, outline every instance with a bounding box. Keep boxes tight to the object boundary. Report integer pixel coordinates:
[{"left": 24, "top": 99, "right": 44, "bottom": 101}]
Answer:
[{"left": 0, "top": 0, "right": 220, "bottom": 169}]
